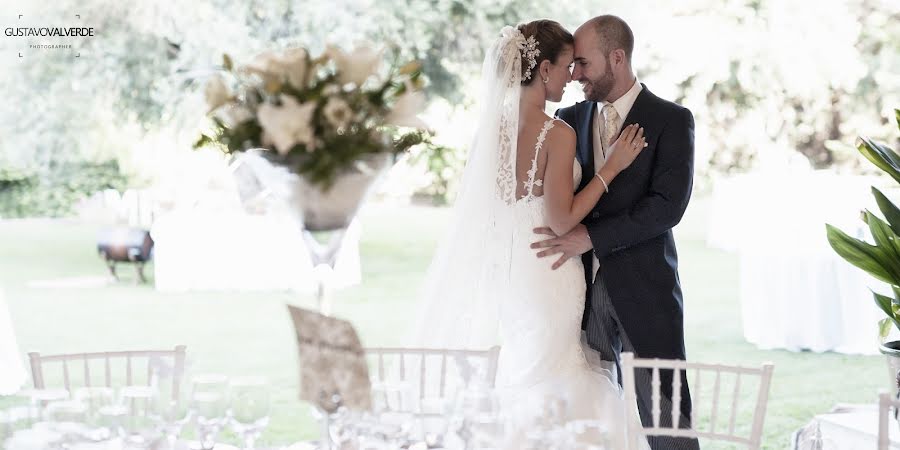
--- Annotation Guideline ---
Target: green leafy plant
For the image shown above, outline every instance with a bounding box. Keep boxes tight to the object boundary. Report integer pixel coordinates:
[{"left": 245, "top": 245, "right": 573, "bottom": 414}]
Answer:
[{"left": 826, "top": 109, "right": 900, "bottom": 340}]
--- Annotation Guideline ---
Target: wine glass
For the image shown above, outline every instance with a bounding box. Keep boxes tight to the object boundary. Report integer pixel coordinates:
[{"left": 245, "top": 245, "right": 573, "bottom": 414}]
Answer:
[
  {"left": 74, "top": 387, "right": 115, "bottom": 441},
  {"left": 228, "top": 376, "right": 270, "bottom": 450},
  {"left": 191, "top": 374, "right": 229, "bottom": 450},
  {"left": 414, "top": 397, "right": 450, "bottom": 449},
  {"left": 119, "top": 385, "right": 165, "bottom": 448},
  {"left": 450, "top": 384, "right": 504, "bottom": 449},
  {"left": 153, "top": 369, "right": 193, "bottom": 449},
  {"left": 23, "top": 388, "right": 69, "bottom": 423},
  {"left": 522, "top": 394, "right": 569, "bottom": 448},
  {"left": 1, "top": 403, "right": 36, "bottom": 444}
]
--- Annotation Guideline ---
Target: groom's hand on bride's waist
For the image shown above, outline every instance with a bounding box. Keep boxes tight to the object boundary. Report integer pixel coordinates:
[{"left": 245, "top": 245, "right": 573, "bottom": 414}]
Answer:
[{"left": 531, "top": 225, "right": 593, "bottom": 270}]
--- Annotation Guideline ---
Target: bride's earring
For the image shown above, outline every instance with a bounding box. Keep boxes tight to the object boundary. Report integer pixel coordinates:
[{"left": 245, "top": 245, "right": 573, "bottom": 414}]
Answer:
[{"left": 542, "top": 77, "right": 549, "bottom": 84}]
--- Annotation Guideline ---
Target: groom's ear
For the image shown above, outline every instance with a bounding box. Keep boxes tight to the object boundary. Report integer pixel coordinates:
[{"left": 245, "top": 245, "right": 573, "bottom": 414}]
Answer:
[{"left": 610, "top": 49, "right": 628, "bottom": 68}]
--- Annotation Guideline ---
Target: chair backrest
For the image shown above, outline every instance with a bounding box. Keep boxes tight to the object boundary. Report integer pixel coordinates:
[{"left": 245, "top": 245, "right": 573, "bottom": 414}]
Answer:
[
  {"left": 28, "top": 345, "right": 186, "bottom": 398},
  {"left": 364, "top": 346, "right": 500, "bottom": 413},
  {"left": 621, "top": 352, "right": 774, "bottom": 450},
  {"left": 879, "top": 391, "right": 900, "bottom": 450}
]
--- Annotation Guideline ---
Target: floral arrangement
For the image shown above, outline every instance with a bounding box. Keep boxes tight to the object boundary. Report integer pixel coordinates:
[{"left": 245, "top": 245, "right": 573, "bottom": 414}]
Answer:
[{"left": 194, "top": 45, "right": 430, "bottom": 188}]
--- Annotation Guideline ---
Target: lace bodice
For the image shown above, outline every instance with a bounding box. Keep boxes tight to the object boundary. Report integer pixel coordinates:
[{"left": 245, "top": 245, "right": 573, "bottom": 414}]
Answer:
[{"left": 516, "top": 119, "right": 582, "bottom": 206}]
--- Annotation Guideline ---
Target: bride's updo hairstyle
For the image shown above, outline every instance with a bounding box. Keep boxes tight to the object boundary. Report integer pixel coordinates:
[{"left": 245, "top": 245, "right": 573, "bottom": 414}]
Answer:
[{"left": 517, "top": 20, "right": 574, "bottom": 86}]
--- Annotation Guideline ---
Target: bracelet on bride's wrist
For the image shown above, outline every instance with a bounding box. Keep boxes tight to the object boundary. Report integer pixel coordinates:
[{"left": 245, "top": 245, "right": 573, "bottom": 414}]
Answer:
[{"left": 595, "top": 172, "right": 609, "bottom": 193}]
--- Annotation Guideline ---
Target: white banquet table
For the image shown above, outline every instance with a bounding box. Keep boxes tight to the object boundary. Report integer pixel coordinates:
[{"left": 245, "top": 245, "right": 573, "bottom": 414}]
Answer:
[
  {"left": 150, "top": 212, "right": 361, "bottom": 293},
  {"left": 0, "top": 287, "right": 26, "bottom": 394},
  {"left": 708, "top": 171, "right": 889, "bottom": 355},
  {"left": 793, "top": 404, "right": 900, "bottom": 449}
]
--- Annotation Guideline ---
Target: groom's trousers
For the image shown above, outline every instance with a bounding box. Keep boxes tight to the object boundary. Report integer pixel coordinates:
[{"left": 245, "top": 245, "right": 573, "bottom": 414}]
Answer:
[{"left": 588, "top": 279, "right": 701, "bottom": 450}]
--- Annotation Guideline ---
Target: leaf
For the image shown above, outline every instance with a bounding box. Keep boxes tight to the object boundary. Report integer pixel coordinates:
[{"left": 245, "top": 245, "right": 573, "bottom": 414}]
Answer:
[
  {"left": 880, "top": 318, "right": 893, "bottom": 340},
  {"left": 875, "top": 290, "right": 895, "bottom": 318},
  {"left": 223, "top": 53, "right": 233, "bottom": 71},
  {"left": 865, "top": 211, "right": 900, "bottom": 278},
  {"left": 895, "top": 108, "right": 899, "bottom": 133},
  {"left": 858, "top": 137, "right": 900, "bottom": 184},
  {"left": 874, "top": 187, "right": 900, "bottom": 236},
  {"left": 826, "top": 223, "right": 896, "bottom": 283}
]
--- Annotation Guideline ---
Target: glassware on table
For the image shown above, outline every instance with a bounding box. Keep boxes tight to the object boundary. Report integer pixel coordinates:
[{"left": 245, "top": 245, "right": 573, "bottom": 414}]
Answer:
[
  {"left": 520, "top": 393, "right": 570, "bottom": 448},
  {"left": 413, "top": 397, "right": 450, "bottom": 449},
  {"left": 42, "top": 399, "right": 89, "bottom": 447},
  {"left": 74, "top": 386, "right": 116, "bottom": 441},
  {"left": 370, "top": 379, "right": 416, "bottom": 414},
  {"left": 450, "top": 384, "right": 505, "bottom": 450},
  {"left": 565, "top": 419, "right": 610, "bottom": 450},
  {"left": 120, "top": 385, "right": 165, "bottom": 448},
  {"left": 22, "top": 388, "right": 70, "bottom": 422},
  {"left": 796, "top": 420, "right": 838, "bottom": 450},
  {"left": 327, "top": 407, "right": 364, "bottom": 449},
  {"left": 191, "top": 374, "right": 229, "bottom": 450},
  {"left": 228, "top": 376, "right": 270, "bottom": 450},
  {"left": 379, "top": 410, "right": 416, "bottom": 449},
  {"left": 1, "top": 404, "right": 36, "bottom": 443},
  {"left": 153, "top": 370, "right": 193, "bottom": 449}
]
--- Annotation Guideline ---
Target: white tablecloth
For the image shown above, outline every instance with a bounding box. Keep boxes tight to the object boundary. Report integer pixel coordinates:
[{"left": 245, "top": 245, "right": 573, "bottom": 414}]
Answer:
[
  {"left": 150, "top": 212, "right": 361, "bottom": 293},
  {"left": 793, "top": 404, "right": 900, "bottom": 449},
  {"left": 0, "top": 288, "right": 26, "bottom": 394},
  {"left": 708, "top": 171, "right": 889, "bottom": 355}
]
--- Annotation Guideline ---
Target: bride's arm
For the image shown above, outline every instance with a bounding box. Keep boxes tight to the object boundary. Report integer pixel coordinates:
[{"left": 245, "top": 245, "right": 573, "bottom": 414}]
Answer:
[{"left": 544, "top": 123, "right": 645, "bottom": 236}]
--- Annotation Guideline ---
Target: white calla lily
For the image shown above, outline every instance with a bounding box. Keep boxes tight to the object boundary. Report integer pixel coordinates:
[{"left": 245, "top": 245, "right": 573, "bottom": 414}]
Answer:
[
  {"left": 257, "top": 95, "right": 316, "bottom": 155},
  {"left": 327, "top": 44, "right": 383, "bottom": 87},
  {"left": 386, "top": 88, "right": 427, "bottom": 129}
]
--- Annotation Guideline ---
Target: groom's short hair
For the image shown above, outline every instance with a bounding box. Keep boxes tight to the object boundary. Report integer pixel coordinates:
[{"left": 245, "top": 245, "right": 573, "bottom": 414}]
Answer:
[{"left": 586, "top": 15, "right": 634, "bottom": 62}]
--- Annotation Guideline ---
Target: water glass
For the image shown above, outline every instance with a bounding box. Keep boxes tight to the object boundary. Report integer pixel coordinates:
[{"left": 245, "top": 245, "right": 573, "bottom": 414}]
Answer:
[
  {"left": 415, "top": 397, "right": 449, "bottom": 448},
  {"left": 191, "top": 374, "right": 228, "bottom": 450},
  {"left": 451, "top": 385, "right": 504, "bottom": 449},
  {"left": 74, "top": 387, "right": 115, "bottom": 441},
  {"left": 228, "top": 376, "right": 270, "bottom": 450},
  {"left": 120, "top": 385, "right": 165, "bottom": 448}
]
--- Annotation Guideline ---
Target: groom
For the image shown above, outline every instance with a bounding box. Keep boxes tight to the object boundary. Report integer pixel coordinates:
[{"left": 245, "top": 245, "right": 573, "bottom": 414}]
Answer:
[{"left": 533, "top": 15, "right": 698, "bottom": 450}]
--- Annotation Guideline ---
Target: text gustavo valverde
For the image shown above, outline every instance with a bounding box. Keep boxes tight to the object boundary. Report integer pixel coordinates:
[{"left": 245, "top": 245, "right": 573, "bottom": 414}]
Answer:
[{"left": 5, "top": 27, "right": 95, "bottom": 37}]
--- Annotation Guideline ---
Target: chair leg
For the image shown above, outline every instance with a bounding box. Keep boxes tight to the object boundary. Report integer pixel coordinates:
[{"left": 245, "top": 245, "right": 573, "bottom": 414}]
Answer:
[
  {"left": 135, "top": 262, "right": 147, "bottom": 284},
  {"left": 105, "top": 259, "right": 119, "bottom": 281}
]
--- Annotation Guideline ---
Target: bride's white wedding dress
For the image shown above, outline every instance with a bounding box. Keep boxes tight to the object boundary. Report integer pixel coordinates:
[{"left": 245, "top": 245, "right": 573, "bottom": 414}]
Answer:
[
  {"left": 410, "top": 26, "right": 647, "bottom": 449},
  {"left": 495, "top": 119, "right": 648, "bottom": 449}
]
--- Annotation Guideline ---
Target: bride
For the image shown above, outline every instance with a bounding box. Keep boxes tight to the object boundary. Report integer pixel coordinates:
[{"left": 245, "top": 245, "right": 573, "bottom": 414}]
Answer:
[{"left": 410, "top": 20, "right": 649, "bottom": 448}]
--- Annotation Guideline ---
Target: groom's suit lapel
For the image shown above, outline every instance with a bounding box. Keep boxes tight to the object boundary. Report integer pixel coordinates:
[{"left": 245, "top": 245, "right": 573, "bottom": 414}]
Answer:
[
  {"left": 619, "top": 83, "right": 655, "bottom": 135},
  {"left": 577, "top": 101, "right": 596, "bottom": 191}
]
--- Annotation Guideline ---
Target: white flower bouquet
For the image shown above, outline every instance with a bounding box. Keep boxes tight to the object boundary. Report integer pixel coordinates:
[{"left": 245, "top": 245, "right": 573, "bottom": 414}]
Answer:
[{"left": 195, "top": 45, "right": 429, "bottom": 188}]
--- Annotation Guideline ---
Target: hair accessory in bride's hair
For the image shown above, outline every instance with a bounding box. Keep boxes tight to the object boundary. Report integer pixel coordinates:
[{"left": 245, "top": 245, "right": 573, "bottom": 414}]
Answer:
[{"left": 520, "top": 34, "right": 540, "bottom": 81}]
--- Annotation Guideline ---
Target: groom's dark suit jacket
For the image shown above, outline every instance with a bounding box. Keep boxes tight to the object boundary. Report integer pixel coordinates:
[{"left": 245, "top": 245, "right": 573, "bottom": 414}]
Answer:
[{"left": 556, "top": 84, "right": 694, "bottom": 362}]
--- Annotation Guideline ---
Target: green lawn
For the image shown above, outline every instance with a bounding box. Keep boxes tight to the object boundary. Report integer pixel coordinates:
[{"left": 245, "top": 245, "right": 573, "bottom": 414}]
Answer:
[{"left": 0, "top": 198, "right": 887, "bottom": 448}]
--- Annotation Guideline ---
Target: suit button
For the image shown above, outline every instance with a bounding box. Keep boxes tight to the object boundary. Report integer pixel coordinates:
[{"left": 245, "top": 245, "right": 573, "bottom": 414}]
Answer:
[{"left": 592, "top": 212, "right": 600, "bottom": 219}]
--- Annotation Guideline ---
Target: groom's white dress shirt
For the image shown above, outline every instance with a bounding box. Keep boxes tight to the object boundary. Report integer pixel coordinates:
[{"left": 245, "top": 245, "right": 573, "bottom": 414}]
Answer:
[{"left": 590, "top": 78, "right": 642, "bottom": 282}]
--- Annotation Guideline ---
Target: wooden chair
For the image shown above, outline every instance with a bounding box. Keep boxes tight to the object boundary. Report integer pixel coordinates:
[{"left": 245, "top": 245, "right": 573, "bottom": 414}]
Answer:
[
  {"left": 364, "top": 346, "right": 500, "bottom": 414},
  {"left": 878, "top": 391, "right": 900, "bottom": 450},
  {"left": 28, "top": 345, "right": 186, "bottom": 397},
  {"left": 621, "top": 352, "right": 774, "bottom": 449}
]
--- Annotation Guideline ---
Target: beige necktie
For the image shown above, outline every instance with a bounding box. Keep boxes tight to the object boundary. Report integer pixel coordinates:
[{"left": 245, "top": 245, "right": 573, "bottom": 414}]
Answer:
[{"left": 601, "top": 103, "right": 620, "bottom": 158}]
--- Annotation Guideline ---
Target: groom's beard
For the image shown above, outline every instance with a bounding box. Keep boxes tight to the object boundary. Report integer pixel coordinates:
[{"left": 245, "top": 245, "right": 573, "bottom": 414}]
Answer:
[{"left": 582, "top": 70, "right": 615, "bottom": 102}]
